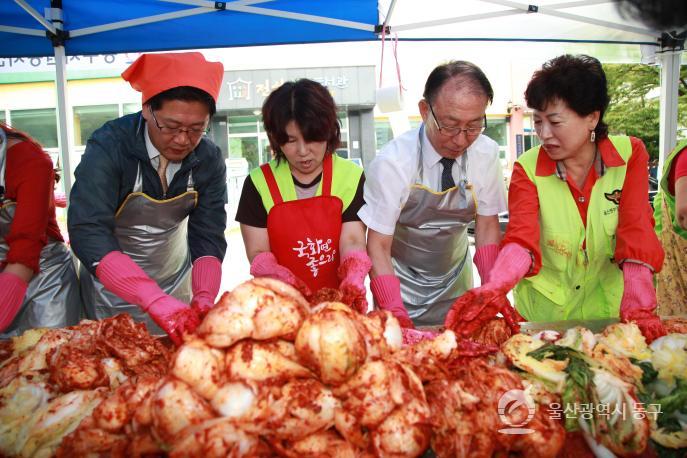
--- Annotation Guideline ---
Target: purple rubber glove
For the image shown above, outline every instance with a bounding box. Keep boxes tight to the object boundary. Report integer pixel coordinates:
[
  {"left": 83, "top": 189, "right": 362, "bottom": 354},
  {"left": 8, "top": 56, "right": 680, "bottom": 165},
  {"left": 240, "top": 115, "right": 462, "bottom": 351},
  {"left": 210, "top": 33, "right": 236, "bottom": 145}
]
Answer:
[
  {"left": 473, "top": 243, "right": 499, "bottom": 285},
  {"left": 620, "top": 262, "right": 666, "bottom": 343},
  {"left": 249, "top": 251, "right": 312, "bottom": 299},
  {"left": 370, "top": 274, "right": 414, "bottom": 329},
  {"left": 338, "top": 250, "right": 372, "bottom": 314},
  {"left": 191, "top": 256, "right": 222, "bottom": 318},
  {"left": 96, "top": 251, "right": 200, "bottom": 345},
  {"left": 0, "top": 272, "right": 28, "bottom": 333}
]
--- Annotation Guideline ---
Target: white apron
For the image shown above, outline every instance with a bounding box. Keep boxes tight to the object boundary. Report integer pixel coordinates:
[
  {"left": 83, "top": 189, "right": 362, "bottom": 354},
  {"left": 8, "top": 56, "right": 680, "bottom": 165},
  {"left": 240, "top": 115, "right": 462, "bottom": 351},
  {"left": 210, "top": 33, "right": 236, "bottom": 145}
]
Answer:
[
  {"left": 79, "top": 162, "right": 197, "bottom": 334},
  {"left": 0, "top": 129, "right": 81, "bottom": 337},
  {"left": 390, "top": 125, "right": 477, "bottom": 326}
]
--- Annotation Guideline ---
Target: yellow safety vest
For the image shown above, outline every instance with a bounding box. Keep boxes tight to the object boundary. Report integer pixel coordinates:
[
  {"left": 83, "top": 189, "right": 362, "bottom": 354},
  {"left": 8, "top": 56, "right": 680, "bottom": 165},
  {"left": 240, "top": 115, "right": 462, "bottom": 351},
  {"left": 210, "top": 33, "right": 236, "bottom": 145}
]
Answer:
[
  {"left": 514, "top": 136, "right": 632, "bottom": 321},
  {"left": 250, "top": 154, "right": 363, "bottom": 213},
  {"left": 653, "top": 139, "right": 687, "bottom": 239}
]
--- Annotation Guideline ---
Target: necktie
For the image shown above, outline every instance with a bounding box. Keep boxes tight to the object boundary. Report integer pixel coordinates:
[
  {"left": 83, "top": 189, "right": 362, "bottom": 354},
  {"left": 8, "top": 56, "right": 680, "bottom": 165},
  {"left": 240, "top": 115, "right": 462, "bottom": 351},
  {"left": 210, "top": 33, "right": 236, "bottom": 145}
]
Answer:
[
  {"left": 440, "top": 157, "right": 456, "bottom": 191},
  {"left": 157, "top": 155, "right": 169, "bottom": 194}
]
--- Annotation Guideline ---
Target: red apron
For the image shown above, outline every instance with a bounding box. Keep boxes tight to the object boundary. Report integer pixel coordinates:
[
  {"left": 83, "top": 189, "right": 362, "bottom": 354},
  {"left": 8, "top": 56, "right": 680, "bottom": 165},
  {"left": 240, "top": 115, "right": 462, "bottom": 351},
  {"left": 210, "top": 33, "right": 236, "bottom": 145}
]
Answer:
[{"left": 263, "top": 154, "right": 343, "bottom": 292}]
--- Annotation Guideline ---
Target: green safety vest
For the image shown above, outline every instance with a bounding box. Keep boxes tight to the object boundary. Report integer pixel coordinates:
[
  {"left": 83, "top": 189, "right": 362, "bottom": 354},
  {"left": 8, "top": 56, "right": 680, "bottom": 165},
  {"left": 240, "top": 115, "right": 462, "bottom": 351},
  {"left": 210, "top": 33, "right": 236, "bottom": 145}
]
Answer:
[
  {"left": 250, "top": 154, "right": 363, "bottom": 213},
  {"left": 653, "top": 139, "right": 687, "bottom": 239},
  {"left": 514, "top": 136, "right": 633, "bottom": 322}
]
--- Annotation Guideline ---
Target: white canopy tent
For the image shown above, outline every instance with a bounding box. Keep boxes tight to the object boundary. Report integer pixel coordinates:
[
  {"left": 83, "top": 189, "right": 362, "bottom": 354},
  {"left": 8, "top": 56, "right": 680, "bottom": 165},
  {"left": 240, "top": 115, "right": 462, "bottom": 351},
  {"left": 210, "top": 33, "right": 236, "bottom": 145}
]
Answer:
[
  {"left": 378, "top": 0, "right": 685, "bottom": 173},
  {"left": 1, "top": 0, "right": 684, "bottom": 193}
]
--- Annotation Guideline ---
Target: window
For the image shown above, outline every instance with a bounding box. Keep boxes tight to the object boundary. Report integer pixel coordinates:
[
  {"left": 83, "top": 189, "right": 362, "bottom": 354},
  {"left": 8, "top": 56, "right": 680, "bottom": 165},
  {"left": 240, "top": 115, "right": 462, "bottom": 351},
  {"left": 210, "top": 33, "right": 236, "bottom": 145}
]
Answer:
[
  {"left": 228, "top": 114, "right": 259, "bottom": 134},
  {"left": 338, "top": 113, "right": 349, "bottom": 130},
  {"left": 484, "top": 117, "right": 508, "bottom": 160},
  {"left": 0, "top": 111, "right": 5, "bottom": 123},
  {"left": 228, "top": 113, "right": 266, "bottom": 168},
  {"left": 229, "top": 137, "right": 260, "bottom": 170},
  {"left": 336, "top": 140, "right": 349, "bottom": 159},
  {"left": 73, "top": 104, "right": 119, "bottom": 146},
  {"left": 375, "top": 119, "right": 393, "bottom": 153},
  {"left": 123, "top": 103, "right": 140, "bottom": 115},
  {"left": 337, "top": 112, "right": 350, "bottom": 158},
  {"left": 524, "top": 132, "right": 541, "bottom": 151},
  {"left": 10, "top": 108, "right": 58, "bottom": 148}
]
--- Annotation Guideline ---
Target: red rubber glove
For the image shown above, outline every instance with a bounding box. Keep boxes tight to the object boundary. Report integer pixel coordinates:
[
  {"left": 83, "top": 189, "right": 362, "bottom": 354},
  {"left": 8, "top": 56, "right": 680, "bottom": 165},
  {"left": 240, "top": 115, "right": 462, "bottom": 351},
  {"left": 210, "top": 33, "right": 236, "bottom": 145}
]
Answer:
[
  {"left": 0, "top": 272, "right": 28, "bottom": 333},
  {"left": 337, "top": 250, "right": 372, "bottom": 314},
  {"left": 473, "top": 243, "right": 499, "bottom": 285},
  {"left": 249, "top": 252, "right": 312, "bottom": 299},
  {"left": 445, "top": 289, "right": 524, "bottom": 336},
  {"left": 445, "top": 243, "right": 530, "bottom": 335},
  {"left": 620, "top": 262, "right": 666, "bottom": 343},
  {"left": 96, "top": 251, "right": 200, "bottom": 345},
  {"left": 370, "top": 274, "right": 414, "bottom": 329},
  {"left": 191, "top": 256, "right": 222, "bottom": 318}
]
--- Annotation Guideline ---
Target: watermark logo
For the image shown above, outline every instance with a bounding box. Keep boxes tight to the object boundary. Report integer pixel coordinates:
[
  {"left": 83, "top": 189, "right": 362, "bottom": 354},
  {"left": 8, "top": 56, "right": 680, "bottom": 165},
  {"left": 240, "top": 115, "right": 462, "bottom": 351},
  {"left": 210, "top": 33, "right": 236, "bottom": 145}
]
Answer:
[{"left": 497, "top": 388, "right": 536, "bottom": 435}]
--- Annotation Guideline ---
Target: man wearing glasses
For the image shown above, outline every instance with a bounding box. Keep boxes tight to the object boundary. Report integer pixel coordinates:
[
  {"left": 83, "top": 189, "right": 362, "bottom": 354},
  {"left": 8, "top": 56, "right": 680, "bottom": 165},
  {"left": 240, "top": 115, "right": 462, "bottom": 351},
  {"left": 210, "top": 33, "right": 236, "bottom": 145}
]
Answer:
[
  {"left": 359, "top": 61, "right": 507, "bottom": 327},
  {"left": 68, "top": 52, "right": 227, "bottom": 345}
]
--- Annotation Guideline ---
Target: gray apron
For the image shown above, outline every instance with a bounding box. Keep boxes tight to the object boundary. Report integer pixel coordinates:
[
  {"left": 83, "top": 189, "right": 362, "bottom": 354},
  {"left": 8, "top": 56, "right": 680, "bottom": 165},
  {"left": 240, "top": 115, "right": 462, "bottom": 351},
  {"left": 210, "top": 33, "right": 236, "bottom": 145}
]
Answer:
[
  {"left": 390, "top": 125, "right": 477, "bottom": 326},
  {"left": 0, "top": 129, "right": 81, "bottom": 337},
  {"left": 79, "top": 162, "right": 197, "bottom": 334}
]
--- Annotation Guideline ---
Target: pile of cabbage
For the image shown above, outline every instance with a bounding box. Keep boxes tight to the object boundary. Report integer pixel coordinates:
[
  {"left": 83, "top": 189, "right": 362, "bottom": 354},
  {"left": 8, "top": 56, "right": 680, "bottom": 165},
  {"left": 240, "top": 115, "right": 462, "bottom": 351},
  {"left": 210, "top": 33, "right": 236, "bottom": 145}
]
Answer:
[{"left": 503, "top": 322, "right": 687, "bottom": 457}]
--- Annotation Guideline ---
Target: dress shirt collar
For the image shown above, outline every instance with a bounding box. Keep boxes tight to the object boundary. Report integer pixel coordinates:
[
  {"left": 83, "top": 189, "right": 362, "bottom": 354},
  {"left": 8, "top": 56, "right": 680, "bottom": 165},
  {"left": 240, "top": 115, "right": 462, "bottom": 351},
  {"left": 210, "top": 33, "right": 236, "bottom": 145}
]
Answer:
[
  {"left": 144, "top": 125, "right": 161, "bottom": 161},
  {"left": 421, "top": 125, "right": 469, "bottom": 170}
]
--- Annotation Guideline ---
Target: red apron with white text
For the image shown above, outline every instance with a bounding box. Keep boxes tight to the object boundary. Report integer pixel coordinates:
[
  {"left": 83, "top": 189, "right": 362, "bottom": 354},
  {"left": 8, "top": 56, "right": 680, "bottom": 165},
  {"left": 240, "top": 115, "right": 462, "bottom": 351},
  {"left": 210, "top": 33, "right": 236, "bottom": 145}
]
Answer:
[{"left": 264, "top": 154, "right": 342, "bottom": 292}]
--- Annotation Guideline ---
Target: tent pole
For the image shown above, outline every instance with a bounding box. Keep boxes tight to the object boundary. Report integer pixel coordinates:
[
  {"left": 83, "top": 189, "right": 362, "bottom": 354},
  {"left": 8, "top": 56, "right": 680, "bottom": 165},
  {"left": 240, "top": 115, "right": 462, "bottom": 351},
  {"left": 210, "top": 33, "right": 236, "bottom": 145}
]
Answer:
[
  {"left": 49, "top": 1, "right": 74, "bottom": 197},
  {"left": 381, "top": 0, "right": 398, "bottom": 28},
  {"left": 657, "top": 40, "right": 683, "bottom": 177},
  {"left": 54, "top": 45, "right": 73, "bottom": 196},
  {"left": 13, "top": 0, "right": 56, "bottom": 34}
]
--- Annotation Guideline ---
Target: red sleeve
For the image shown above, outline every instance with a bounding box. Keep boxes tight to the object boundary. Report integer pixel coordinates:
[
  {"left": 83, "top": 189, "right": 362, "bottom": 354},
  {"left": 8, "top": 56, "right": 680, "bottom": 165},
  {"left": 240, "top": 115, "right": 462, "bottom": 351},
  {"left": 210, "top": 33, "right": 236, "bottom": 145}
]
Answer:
[
  {"left": 668, "top": 147, "right": 687, "bottom": 195},
  {"left": 501, "top": 163, "right": 542, "bottom": 276},
  {"left": 614, "top": 137, "right": 664, "bottom": 272},
  {"left": 4, "top": 142, "right": 55, "bottom": 273}
]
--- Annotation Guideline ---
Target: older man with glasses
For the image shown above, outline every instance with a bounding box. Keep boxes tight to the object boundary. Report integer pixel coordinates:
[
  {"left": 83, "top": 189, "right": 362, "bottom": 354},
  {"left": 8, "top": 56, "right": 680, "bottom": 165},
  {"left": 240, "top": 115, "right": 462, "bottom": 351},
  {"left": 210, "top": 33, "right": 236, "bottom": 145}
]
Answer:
[
  {"left": 359, "top": 60, "right": 507, "bottom": 327},
  {"left": 68, "top": 52, "right": 227, "bottom": 345}
]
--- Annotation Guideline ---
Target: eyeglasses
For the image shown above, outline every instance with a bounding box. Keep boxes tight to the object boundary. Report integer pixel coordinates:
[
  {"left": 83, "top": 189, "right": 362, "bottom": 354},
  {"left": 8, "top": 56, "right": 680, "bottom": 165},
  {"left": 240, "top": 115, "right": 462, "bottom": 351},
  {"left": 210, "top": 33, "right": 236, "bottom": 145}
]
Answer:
[
  {"left": 149, "top": 107, "right": 209, "bottom": 138},
  {"left": 428, "top": 103, "right": 487, "bottom": 138}
]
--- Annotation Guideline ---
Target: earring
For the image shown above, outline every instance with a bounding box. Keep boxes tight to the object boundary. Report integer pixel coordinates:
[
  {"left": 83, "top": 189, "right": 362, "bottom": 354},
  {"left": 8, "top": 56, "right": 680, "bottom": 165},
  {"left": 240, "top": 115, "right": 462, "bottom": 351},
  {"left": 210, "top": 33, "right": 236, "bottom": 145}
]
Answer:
[{"left": 590, "top": 131, "right": 596, "bottom": 143}]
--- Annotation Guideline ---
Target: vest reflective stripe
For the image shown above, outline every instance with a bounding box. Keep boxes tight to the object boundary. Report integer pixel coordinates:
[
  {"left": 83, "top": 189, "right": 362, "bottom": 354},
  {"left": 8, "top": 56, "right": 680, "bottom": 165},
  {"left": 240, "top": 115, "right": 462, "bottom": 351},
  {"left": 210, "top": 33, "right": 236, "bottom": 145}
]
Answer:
[
  {"left": 654, "top": 139, "right": 687, "bottom": 239},
  {"left": 514, "top": 136, "right": 632, "bottom": 322},
  {"left": 250, "top": 154, "right": 363, "bottom": 213}
]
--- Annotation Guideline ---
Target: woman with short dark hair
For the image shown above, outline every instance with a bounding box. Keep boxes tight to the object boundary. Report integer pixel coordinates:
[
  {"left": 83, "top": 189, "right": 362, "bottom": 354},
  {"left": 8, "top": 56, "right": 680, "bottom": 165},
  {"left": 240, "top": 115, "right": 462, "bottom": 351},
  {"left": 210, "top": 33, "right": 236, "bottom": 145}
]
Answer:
[
  {"left": 447, "top": 54, "right": 665, "bottom": 343},
  {"left": 236, "top": 79, "right": 370, "bottom": 311}
]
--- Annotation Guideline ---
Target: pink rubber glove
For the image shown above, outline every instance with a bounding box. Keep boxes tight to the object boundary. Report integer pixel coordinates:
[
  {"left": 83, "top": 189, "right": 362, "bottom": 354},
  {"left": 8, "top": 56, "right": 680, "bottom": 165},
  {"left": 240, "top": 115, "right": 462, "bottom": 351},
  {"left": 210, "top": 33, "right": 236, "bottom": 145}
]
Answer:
[
  {"left": 370, "top": 274, "right": 414, "bottom": 329},
  {"left": 473, "top": 243, "right": 499, "bottom": 285},
  {"left": 54, "top": 191, "right": 67, "bottom": 208},
  {"left": 249, "top": 252, "right": 312, "bottom": 299},
  {"left": 337, "top": 250, "right": 372, "bottom": 314},
  {"left": 620, "top": 263, "right": 666, "bottom": 343},
  {"left": 445, "top": 243, "right": 530, "bottom": 335},
  {"left": 96, "top": 251, "right": 200, "bottom": 345},
  {"left": 485, "top": 243, "right": 532, "bottom": 292},
  {"left": 191, "top": 256, "right": 222, "bottom": 318},
  {"left": 0, "top": 272, "right": 28, "bottom": 333}
]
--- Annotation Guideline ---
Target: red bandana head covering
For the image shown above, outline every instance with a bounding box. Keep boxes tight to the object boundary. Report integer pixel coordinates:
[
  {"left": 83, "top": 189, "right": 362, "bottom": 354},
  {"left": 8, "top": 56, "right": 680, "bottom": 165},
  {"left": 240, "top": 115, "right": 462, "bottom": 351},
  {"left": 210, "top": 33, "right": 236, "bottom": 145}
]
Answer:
[{"left": 122, "top": 52, "right": 224, "bottom": 104}]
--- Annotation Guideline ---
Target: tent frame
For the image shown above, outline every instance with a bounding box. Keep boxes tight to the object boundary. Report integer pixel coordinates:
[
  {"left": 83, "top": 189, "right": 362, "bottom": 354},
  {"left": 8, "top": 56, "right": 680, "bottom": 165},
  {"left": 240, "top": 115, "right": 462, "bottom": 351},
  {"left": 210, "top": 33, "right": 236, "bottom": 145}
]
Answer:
[{"left": 5, "top": 0, "right": 686, "bottom": 194}]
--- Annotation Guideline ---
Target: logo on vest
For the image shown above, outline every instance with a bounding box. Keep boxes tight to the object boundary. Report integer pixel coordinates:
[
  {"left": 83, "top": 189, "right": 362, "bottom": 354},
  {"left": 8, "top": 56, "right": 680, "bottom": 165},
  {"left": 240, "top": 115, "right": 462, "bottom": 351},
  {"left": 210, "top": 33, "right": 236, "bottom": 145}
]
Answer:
[
  {"left": 545, "top": 239, "right": 572, "bottom": 259},
  {"left": 292, "top": 238, "right": 336, "bottom": 277},
  {"left": 604, "top": 189, "right": 622, "bottom": 205}
]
